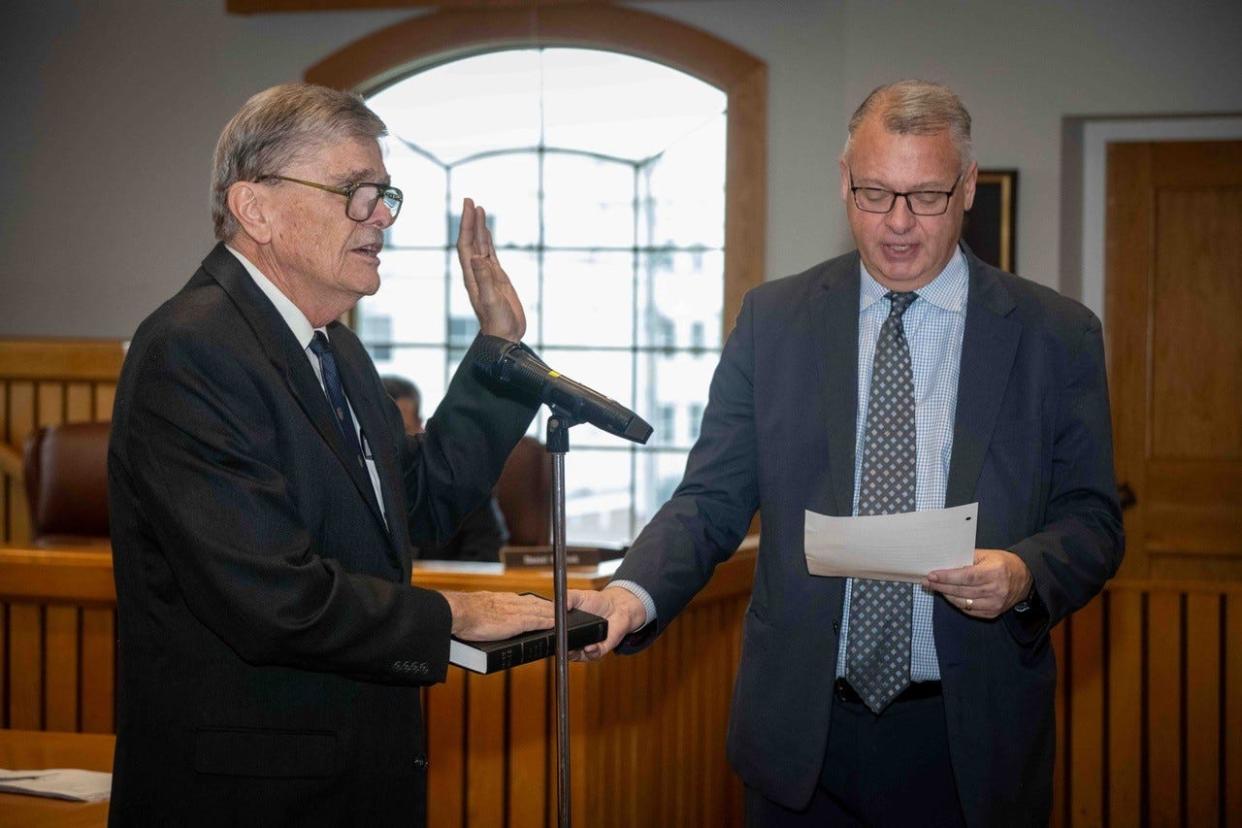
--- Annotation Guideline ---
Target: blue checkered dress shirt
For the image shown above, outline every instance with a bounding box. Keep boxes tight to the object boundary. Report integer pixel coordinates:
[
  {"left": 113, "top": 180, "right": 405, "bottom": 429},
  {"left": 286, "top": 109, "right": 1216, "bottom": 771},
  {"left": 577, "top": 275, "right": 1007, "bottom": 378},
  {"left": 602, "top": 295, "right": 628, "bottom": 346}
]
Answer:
[{"left": 835, "top": 246, "right": 968, "bottom": 682}]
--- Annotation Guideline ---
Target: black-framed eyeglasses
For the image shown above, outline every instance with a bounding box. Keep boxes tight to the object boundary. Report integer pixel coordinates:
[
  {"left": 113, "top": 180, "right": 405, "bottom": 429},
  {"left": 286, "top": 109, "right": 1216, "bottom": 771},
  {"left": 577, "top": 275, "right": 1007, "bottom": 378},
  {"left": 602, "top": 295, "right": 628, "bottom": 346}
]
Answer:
[
  {"left": 848, "top": 170, "right": 961, "bottom": 216},
  {"left": 258, "top": 174, "right": 403, "bottom": 223}
]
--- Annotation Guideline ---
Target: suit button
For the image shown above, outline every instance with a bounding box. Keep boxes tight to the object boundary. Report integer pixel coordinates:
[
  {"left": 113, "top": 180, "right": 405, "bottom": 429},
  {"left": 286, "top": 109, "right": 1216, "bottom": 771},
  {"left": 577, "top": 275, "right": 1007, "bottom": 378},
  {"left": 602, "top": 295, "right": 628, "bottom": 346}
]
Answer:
[
  {"left": 832, "top": 619, "right": 841, "bottom": 636},
  {"left": 413, "top": 754, "right": 429, "bottom": 770}
]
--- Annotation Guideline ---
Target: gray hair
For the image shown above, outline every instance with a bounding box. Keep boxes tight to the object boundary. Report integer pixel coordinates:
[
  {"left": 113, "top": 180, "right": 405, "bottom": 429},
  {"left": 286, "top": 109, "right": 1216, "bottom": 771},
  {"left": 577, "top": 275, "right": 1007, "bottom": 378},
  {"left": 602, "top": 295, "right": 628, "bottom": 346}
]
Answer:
[
  {"left": 211, "top": 83, "right": 387, "bottom": 241},
  {"left": 843, "top": 80, "right": 973, "bottom": 170}
]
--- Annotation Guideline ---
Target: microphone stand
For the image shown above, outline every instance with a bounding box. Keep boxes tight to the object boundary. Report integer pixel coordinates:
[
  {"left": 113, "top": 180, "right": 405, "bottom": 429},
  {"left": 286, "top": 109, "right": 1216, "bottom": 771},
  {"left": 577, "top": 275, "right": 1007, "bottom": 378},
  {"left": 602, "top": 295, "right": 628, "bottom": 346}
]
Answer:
[{"left": 545, "top": 405, "right": 579, "bottom": 828}]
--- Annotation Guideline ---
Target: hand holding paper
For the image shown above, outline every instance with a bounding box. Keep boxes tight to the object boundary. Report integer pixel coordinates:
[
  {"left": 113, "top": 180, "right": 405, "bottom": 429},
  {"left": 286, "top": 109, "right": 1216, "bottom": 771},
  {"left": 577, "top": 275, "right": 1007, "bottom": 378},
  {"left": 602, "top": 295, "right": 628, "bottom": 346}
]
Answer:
[
  {"left": 803, "top": 503, "right": 978, "bottom": 582},
  {"left": 924, "top": 547, "right": 1035, "bottom": 619}
]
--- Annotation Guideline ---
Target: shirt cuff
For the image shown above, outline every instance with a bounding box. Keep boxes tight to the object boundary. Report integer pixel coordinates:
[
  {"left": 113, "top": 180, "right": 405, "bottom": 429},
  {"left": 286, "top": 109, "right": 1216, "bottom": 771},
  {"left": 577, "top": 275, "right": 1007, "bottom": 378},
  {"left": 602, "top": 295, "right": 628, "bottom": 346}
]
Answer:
[{"left": 607, "top": 579, "right": 656, "bottom": 629}]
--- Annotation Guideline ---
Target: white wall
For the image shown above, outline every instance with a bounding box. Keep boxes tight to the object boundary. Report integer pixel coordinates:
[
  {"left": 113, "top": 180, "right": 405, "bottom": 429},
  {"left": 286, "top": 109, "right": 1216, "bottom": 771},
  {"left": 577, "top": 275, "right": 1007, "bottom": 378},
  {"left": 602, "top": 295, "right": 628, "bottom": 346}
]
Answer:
[{"left": 3, "top": 0, "right": 1241, "bottom": 338}]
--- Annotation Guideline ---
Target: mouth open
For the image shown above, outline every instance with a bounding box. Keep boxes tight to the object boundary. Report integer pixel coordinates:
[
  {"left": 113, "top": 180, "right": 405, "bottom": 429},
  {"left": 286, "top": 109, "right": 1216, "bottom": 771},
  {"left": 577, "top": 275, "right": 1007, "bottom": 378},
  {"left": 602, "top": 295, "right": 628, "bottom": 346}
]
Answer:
[
  {"left": 882, "top": 242, "right": 919, "bottom": 260},
  {"left": 352, "top": 242, "right": 383, "bottom": 262}
]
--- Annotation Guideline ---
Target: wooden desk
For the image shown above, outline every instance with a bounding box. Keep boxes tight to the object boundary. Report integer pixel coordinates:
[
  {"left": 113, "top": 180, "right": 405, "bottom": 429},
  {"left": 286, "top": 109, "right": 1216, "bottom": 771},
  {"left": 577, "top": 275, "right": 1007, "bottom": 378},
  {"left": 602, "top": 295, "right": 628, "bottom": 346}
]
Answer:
[
  {"left": 0, "top": 542, "right": 756, "bottom": 826},
  {"left": 0, "top": 729, "right": 113, "bottom": 827}
]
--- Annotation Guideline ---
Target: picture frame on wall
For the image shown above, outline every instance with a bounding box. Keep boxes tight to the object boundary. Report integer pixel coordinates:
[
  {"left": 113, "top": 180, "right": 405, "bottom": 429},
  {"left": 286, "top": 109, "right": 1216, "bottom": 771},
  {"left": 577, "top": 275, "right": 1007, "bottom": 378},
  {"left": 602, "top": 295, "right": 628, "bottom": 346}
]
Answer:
[{"left": 962, "top": 169, "right": 1017, "bottom": 273}]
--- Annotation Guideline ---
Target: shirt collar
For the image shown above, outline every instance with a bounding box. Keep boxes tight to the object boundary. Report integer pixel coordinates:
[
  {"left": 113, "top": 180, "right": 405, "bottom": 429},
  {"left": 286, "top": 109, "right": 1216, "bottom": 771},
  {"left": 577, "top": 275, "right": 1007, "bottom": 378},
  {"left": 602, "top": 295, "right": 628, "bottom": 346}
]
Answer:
[
  {"left": 225, "top": 245, "right": 321, "bottom": 349},
  {"left": 858, "top": 244, "right": 969, "bottom": 315}
]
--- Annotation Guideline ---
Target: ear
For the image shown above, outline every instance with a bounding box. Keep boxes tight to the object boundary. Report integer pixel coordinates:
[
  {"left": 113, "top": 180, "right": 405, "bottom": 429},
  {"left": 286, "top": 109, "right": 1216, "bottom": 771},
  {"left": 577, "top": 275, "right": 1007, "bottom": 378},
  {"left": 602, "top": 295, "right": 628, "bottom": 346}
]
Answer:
[
  {"left": 961, "top": 161, "right": 979, "bottom": 212},
  {"left": 226, "top": 181, "right": 273, "bottom": 245},
  {"left": 839, "top": 158, "right": 851, "bottom": 205}
]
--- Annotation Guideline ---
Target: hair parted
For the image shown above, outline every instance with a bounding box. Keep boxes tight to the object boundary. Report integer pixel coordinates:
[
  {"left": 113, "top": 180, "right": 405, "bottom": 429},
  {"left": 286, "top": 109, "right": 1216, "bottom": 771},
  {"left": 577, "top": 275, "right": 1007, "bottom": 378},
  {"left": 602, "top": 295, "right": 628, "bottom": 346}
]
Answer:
[
  {"left": 211, "top": 83, "right": 387, "bottom": 241},
  {"left": 843, "top": 80, "right": 973, "bottom": 170}
]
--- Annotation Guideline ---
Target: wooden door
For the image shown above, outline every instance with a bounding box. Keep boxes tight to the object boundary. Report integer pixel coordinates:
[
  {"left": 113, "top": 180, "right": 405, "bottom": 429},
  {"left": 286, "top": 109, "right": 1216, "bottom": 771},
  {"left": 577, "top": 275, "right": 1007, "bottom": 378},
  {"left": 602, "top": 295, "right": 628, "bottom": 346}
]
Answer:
[{"left": 1106, "top": 140, "right": 1242, "bottom": 582}]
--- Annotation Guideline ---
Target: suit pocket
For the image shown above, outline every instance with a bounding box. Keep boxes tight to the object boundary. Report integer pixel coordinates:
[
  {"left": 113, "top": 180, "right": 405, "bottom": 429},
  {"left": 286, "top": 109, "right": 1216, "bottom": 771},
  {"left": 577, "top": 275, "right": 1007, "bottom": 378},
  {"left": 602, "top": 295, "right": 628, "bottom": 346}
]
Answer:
[{"left": 194, "top": 727, "right": 339, "bottom": 778}]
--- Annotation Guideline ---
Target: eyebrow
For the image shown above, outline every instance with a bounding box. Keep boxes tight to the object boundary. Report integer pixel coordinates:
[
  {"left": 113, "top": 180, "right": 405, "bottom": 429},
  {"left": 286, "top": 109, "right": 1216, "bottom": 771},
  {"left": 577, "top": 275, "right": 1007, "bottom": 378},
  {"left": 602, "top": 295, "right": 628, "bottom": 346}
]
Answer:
[
  {"left": 852, "top": 175, "right": 955, "bottom": 191},
  {"left": 334, "top": 167, "right": 391, "bottom": 187}
]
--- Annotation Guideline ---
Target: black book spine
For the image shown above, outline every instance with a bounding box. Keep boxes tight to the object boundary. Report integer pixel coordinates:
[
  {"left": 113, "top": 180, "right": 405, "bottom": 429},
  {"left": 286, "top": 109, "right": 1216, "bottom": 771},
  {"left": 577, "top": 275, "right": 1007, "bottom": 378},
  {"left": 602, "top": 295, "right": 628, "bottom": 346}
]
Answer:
[{"left": 483, "top": 619, "right": 608, "bottom": 672}]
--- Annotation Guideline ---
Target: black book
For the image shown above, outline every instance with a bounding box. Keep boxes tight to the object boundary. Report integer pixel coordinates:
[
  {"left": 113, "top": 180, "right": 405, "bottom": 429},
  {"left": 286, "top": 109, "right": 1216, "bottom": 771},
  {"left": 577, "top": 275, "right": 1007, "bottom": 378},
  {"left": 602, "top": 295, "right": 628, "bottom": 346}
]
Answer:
[{"left": 449, "top": 596, "right": 608, "bottom": 675}]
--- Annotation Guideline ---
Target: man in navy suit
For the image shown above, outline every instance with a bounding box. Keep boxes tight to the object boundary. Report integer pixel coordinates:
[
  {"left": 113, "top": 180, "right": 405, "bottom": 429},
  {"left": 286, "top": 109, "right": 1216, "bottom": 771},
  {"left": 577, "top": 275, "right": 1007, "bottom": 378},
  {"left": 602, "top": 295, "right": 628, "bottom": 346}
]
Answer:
[
  {"left": 108, "top": 83, "right": 551, "bottom": 825},
  {"left": 571, "top": 80, "right": 1123, "bottom": 826}
]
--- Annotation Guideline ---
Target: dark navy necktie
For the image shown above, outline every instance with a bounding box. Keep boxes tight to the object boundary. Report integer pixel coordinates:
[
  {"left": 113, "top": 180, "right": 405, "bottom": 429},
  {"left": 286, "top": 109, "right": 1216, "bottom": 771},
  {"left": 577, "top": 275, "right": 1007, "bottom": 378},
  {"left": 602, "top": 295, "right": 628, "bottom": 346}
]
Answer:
[
  {"left": 846, "top": 290, "right": 918, "bottom": 714},
  {"left": 308, "top": 331, "right": 366, "bottom": 469}
]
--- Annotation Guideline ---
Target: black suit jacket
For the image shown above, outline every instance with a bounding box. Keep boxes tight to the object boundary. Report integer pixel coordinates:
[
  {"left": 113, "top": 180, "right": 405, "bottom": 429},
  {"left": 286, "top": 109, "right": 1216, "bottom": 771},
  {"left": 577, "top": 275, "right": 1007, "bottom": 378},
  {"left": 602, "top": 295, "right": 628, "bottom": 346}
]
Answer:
[
  {"left": 614, "top": 248, "right": 1123, "bottom": 827},
  {"left": 107, "top": 244, "right": 536, "bottom": 826}
]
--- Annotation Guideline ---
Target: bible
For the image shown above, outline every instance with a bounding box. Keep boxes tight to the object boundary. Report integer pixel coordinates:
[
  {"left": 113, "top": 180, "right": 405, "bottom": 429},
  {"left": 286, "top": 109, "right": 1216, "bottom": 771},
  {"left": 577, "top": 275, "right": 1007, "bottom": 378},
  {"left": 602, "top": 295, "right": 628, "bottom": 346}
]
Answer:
[{"left": 449, "top": 595, "right": 608, "bottom": 674}]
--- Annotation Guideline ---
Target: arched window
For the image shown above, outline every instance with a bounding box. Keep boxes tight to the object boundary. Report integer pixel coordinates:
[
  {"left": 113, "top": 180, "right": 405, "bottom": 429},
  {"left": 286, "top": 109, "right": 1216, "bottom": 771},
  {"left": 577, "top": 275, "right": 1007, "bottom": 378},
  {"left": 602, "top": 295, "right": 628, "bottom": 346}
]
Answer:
[{"left": 309, "top": 7, "right": 765, "bottom": 546}]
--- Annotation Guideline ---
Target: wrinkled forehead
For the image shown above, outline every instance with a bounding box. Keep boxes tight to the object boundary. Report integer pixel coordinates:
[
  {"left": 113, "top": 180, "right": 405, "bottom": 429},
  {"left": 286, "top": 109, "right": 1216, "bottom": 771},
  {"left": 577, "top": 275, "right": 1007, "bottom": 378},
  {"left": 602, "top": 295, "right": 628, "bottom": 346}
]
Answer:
[{"left": 292, "top": 134, "right": 388, "bottom": 181}]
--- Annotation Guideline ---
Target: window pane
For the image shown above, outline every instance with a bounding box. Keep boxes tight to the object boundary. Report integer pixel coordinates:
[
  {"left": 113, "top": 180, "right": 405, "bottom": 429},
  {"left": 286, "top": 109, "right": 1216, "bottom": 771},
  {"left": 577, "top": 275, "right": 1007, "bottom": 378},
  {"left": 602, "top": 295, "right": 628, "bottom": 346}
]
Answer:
[
  {"left": 450, "top": 154, "right": 540, "bottom": 248},
  {"left": 542, "top": 251, "right": 633, "bottom": 347},
  {"left": 543, "top": 153, "right": 634, "bottom": 249},
  {"left": 371, "top": 50, "right": 542, "bottom": 165},
  {"left": 636, "top": 250, "right": 723, "bottom": 350},
  {"left": 360, "top": 249, "right": 448, "bottom": 344},
  {"left": 537, "top": 347, "right": 634, "bottom": 449},
  {"left": 635, "top": 351, "right": 716, "bottom": 449},
  {"left": 634, "top": 449, "right": 691, "bottom": 531},
  {"left": 541, "top": 49, "right": 727, "bottom": 162},
  {"left": 564, "top": 448, "right": 633, "bottom": 547},
  {"left": 638, "top": 111, "right": 726, "bottom": 249},
  {"left": 383, "top": 140, "right": 447, "bottom": 248},
  {"left": 447, "top": 249, "right": 540, "bottom": 343},
  {"left": 367, "top": 344, "right": 449, "bottom": 421}
]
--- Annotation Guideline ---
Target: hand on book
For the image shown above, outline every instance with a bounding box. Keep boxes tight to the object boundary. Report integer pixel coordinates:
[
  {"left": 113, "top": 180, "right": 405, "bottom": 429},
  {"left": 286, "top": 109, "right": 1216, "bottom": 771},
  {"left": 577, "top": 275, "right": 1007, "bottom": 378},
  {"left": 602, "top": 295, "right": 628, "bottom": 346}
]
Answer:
[
  {"left": 566, "top": 587, "right": 648, "bottom": 661},
  {"left": 442, "top": 590, "right": 554, "bottom": 641}
]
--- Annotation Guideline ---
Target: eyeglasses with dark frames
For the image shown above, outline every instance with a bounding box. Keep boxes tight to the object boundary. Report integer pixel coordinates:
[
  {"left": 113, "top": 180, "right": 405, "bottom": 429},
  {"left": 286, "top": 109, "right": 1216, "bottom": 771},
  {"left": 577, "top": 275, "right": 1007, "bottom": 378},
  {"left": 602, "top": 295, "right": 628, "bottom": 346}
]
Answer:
[
  {"left": 258, "top": 174, "right": 403, "bottom": 223},
  {"left": 848, "top": 170, "right": 962, "bottom": 216}
]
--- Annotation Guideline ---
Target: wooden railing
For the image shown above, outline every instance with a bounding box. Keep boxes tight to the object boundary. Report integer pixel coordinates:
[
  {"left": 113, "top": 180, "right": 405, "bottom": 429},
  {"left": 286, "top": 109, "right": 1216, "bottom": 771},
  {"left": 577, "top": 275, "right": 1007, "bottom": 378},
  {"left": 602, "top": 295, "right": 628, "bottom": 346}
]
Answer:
[
  {"left": 0, "top": 544, "right": 753, "bottom": 827},
  {"left": 4, "top": 541, "right": 1240, "bottom": 825},
  {"left": 1050, "top": 580, "right": 1242, "bottom": 828},
  {"left": 0, "top": 339, "right": 125, "bottom": 545}
]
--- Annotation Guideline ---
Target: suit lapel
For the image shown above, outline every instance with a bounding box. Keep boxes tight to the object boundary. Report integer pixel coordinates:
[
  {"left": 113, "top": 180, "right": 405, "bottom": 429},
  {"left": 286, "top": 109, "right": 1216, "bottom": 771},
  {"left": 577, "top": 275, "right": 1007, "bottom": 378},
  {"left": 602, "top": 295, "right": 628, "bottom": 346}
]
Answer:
[
  {"left": 945, "top": 253, "right": 1021, "bottom": 507},
  {"left": 328, "top": 323, "right": 410, "bottom": 569},
  {"left": 811, "top": 254, "right": 862, "bottom": 517},
  {"left": 201, "top": 245, "right": 392, "bottom": 536}
]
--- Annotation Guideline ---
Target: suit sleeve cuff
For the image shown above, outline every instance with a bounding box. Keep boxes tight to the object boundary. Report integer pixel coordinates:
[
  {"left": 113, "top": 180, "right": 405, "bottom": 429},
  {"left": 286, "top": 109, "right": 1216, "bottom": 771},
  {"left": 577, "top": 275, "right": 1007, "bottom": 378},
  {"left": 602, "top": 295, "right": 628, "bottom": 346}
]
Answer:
[{"left": 607, "top": 579, "right": 656, "bottom": 630}]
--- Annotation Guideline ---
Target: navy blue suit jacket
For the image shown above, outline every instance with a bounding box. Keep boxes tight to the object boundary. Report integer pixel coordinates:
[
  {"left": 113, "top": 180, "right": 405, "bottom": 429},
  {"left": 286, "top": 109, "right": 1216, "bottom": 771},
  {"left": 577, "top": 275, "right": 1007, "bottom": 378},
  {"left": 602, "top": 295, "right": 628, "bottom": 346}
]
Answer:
[{"left": 614, "top": 247, "right": 1123, "bottom": 826}]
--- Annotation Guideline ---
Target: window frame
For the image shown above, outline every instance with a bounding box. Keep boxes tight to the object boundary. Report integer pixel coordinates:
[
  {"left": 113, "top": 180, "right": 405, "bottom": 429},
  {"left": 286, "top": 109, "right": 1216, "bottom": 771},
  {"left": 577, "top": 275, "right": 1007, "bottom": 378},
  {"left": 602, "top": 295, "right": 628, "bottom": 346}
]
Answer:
[{"left": 304, "top": 4, "right": 767, "bottom": 341}]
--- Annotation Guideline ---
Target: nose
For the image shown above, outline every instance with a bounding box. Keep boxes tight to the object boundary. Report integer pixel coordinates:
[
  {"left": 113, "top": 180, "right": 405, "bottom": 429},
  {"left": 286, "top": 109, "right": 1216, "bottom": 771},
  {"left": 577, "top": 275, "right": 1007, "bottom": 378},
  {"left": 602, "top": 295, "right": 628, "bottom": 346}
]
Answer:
[
  {"left": 884, "top": 195, "right": 917, "bottom": 233},
  {"left": 366, "top": 200, "right": 395, "bottom": 230}
]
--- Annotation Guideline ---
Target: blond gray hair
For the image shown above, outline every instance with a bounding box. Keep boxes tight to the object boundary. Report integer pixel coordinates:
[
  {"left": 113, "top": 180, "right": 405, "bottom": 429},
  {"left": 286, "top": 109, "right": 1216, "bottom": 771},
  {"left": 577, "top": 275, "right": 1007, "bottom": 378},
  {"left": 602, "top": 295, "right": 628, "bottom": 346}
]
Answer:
[
  {"left": 211, "top": 83, "right": 387, "bottom": 241},
  {"left": 843, "top": 80, "right": 973, "bottom": 170}
]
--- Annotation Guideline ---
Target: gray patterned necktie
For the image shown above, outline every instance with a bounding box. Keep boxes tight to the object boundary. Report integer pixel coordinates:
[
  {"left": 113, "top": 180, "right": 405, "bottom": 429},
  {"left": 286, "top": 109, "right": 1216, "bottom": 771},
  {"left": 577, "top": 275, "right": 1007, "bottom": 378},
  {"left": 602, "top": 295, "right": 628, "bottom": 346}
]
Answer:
[{"left": 846, "top": 290, "right": 918, "bottom": 714}]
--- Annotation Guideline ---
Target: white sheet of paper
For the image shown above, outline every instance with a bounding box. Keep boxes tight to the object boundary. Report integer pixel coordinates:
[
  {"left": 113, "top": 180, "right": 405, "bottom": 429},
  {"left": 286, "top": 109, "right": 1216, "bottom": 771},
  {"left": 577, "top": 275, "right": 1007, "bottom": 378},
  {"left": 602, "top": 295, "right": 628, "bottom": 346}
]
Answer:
[
  {"left": 803, "top": 503, "right": 978, "bottom": 582},
  {"left": 0, "top": 768, "right": 112, "bottom": 802}
]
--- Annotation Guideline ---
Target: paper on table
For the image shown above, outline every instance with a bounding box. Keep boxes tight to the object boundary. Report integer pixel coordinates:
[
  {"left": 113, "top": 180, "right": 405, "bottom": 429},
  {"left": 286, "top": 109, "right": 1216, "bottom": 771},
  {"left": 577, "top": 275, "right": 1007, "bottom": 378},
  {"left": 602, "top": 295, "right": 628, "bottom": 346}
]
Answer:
[
  {"left": 0, "top": 768, "right": 112, "bottom": 802},
  {"left": 804, "top": 503, "right": 978, "bottom": 582}
]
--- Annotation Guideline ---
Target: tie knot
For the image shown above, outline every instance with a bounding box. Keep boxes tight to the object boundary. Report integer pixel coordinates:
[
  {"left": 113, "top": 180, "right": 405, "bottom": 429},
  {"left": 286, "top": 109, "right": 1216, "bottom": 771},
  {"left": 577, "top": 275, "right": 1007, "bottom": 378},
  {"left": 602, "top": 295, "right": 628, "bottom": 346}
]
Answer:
[
  {"left": 309, "top": 330, "right": 332, "bottom": 356},
  {"left": 886, "top": 291, "right": 918, "bottom": 319}
]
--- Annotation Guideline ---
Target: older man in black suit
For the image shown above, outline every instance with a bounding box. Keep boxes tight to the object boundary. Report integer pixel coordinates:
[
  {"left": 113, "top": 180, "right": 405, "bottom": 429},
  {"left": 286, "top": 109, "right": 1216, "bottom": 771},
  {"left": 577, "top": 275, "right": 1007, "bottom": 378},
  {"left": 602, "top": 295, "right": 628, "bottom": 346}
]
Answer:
[
  {"left": 107, "top": 83, "right": 551, "bottom": 825},
  {"left": 572, "top": 80, "right": 1123, "bottom": 826}
]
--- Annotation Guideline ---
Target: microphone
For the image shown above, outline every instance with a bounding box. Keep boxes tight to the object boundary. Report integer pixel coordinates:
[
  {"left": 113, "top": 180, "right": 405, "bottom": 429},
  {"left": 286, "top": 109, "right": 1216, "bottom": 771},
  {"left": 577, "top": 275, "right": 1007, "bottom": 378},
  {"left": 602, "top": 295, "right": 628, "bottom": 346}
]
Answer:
[{"left": 475, "top": 338, "right": 653, "bottom": 444}]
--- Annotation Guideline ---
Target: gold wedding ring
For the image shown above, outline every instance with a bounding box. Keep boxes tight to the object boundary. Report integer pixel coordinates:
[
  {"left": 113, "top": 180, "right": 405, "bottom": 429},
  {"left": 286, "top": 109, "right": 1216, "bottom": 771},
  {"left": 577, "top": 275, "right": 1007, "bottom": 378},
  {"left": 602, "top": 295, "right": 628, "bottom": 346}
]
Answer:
[{"left": 965, "top": 598, "right": 974, "bottom": 610}]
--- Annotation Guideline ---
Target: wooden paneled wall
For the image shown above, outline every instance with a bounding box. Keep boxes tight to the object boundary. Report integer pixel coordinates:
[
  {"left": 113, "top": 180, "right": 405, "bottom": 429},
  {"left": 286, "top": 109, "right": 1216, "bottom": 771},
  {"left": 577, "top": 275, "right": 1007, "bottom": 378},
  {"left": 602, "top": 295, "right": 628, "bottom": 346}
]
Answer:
[
  {"left": 0, "top": 548, "right": 116, "bottom": 733},
  {"left": 0, "top": 339, "right": 125, "bottom": 545},
  {"left": 1050, "top": 581, "right": 1242, "bottom": 828},
  {"left": 5, "top": 544, "right": 1241, "bottom": 825},
  {"left": 0, "top": 547, "right": 750, "bottom": 826}
]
